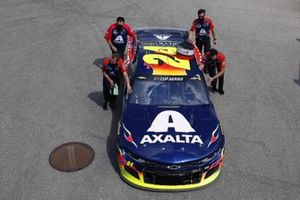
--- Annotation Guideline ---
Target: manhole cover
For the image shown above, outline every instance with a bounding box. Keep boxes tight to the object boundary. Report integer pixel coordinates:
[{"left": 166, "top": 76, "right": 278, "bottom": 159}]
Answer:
[{"left": 49, "top": 142, "right": 94, "bottom": 172}]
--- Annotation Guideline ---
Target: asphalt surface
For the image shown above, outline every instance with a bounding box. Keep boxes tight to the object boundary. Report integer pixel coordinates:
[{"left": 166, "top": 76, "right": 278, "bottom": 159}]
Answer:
[{"left": 1, "top": 0, "right": 300, "bottom": 199}]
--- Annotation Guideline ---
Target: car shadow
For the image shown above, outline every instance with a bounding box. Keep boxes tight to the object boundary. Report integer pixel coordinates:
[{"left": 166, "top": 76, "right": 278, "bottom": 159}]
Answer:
[
  {"left": 106, "top": 83, "right": 125, "bottom": 173},
  {"left": 88, "top": 91, "right": 104, "bottom": 107},
  {"left": 100, "top": 78, "right": 126, "bottom": 173},
  {"left": 106, "top": 98, "right": 123, "bottom": 173},
  {"left": 92, "top": 54, "right": 136, "bottom": 174},
  {"left": 88, "top": 89, "right": 123, "bottom": 173},
  {"left": 93, "top": 57, "right": 104, "bottom": 69},
  {"left": 90, "top": 57, "right": 126, "bottom": 173}
]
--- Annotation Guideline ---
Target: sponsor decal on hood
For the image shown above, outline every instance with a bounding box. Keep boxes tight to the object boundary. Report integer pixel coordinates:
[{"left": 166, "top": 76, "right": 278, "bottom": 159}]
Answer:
[{"left": 140, "top": 110, "right": 204, "bottom": 145}]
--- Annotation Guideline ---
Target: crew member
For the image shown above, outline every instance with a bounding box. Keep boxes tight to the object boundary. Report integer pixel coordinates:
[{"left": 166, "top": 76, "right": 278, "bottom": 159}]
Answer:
[
  {"left": 204, "top": 48, "right": 226, "bottom": 95},
  {"left": 101, "top": 53, "right": 132, "bottom": 109},
  {"left": 189, "top": 9, "right": 216, "bottom": 56},
  {"left": 104, "top": 16, "right": 138, "bottom": 59}
]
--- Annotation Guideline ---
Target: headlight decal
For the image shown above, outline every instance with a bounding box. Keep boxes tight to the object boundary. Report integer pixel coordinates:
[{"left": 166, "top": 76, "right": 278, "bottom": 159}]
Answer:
[
  {"left": 207, "top": 125, "right": 220, "bottom": 148},
  {"left": 118, "top": 148, "right": 126, "bottom": 164},
  {"left": 123, "top": 123, "right": 138, "bottom": 148}
]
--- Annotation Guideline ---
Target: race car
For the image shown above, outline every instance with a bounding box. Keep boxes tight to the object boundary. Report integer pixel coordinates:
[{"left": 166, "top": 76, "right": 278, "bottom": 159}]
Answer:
[{"left": 117, "top": 28, "right": 225, "bottom": 191}]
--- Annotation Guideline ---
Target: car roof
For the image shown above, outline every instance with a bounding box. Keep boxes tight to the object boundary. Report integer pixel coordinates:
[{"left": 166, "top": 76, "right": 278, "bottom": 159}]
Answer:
[{"left": 134, "top": 28, "right": 202, "bottom": 79}]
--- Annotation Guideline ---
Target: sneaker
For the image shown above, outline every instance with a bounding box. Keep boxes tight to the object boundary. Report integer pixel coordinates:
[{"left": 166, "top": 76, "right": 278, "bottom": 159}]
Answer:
[
  {"left": 102, "top": 101, "right": 108, "bottom": 110},
  {"left": 218, "top": 89, "right": 225, "bottom": 95}
]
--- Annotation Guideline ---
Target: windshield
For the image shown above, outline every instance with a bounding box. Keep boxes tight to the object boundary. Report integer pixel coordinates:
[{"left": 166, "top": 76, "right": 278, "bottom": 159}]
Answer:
[{"left": 129, "top": 78, "right": 210, "bottom": 105}]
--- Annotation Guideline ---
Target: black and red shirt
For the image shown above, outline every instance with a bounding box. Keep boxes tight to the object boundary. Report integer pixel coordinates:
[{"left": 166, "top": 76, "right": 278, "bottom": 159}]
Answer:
[
  {"left": 204, "top": 52, "right": 226, "bottom": 71},
  {"left": 102, "top": 57, "right": 127, "bottom": 77},
  {"left": 190, "top": 17, "right": 214, "bottom": 39},
  {"left": 105, "top": 23, "right": 135, "bottom": 46}
]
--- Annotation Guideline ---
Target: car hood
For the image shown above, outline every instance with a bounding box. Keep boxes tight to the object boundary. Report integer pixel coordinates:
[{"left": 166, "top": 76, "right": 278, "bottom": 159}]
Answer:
[{"left": 118, "top": 104, "right": 223, "bottom": 164}]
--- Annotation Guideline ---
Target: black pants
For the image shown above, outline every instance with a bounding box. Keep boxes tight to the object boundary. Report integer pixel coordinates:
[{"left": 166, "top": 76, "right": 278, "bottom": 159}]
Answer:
[
  {"left": 196, "top": 37, "right": 211, "bottom": 73},
  {"left": 196, "top": 37, "right": 211, "bottom": 55},
  {"left": 103, "top": 74, "right": 121, "bottom": 103},
  {"left": 111, "top": 44, "right": 126, "bottom": 59},
  {"left": 207, "top": 64, "right": 224, "bottom": 91}
]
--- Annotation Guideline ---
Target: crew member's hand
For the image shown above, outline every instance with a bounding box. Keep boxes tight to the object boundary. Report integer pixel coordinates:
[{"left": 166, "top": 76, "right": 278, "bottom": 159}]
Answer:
[
  {"left": 111, "top": 45, "right": 118, "bottom": 52},
  {"left": 188, "top": 38, "right": 194, "bottom": 44},
  {"left": 109, "top": 80, "right": 114, "bottom": 88},
  {"left": 208, "top": 77, "right": 214, "bottom": 83},
  {"left": 126, "top": 85, "right": 133, "bottom": 95},
  {"left": 198, "top": 63, "right": 204, "bottom": 71},
  {"left": 213, "top": 38, "right": 217, "bottom": 45}
]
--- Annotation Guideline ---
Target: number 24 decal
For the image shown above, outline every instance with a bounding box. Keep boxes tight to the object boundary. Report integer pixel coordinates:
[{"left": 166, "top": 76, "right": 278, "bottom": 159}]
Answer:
[{"left": 143, "top": 46, "right": 191, "bottom": 70}]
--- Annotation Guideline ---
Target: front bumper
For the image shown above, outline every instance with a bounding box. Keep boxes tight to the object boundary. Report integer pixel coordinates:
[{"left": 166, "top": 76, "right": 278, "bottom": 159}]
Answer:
[{"left": 118, "top": 147, "right": 224, "bottom": 191}]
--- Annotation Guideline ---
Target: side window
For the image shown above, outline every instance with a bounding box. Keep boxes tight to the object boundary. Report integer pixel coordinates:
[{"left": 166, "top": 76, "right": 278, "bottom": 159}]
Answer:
[{"left": 128, "top": 53, "right": 138, "bottom": 79}]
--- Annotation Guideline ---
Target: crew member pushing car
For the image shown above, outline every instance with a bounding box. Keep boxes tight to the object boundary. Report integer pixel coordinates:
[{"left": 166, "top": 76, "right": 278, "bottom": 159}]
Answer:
[
  {"left": 204, "top": 48, "right": 226, "bottom": 95},
  {"left": 189, "top": 9, "right": 216, "bottom": 56},
  {"left": 101, "top": 53, "right": 132, "bottom": 110},
  {"left": 105, "top": 16, "right": 138, "bottom": 59}
]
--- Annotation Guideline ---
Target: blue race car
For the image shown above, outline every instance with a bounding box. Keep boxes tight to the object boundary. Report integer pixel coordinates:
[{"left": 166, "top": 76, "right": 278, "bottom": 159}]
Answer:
[{"left": 117, "top": 28, "right": 225, "bottom": 191}]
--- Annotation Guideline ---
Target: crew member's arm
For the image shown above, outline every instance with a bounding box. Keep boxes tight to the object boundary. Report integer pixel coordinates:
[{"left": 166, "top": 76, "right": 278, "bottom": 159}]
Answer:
[
  {"left": 102, "top": 71, "right": 114, "bottom": 87},
  {"left": 211, "top": 28, "right": 216, "bottom": 45},
  {"left": 108, "top": 40, "right": 118, "bottom": 52},
  {"left": 118, "top": 59, "right": 132, "bottom": 95},
  {"left": 208, "top": 58, "right": 226, "bottom": 82},
  {"left": 209, "top": 68, "right": 224, "bottom": 82},
  {"left": 199, "top": 61, "right": 205, "bottom": 71},
  {"left": 196, "top": 59, "right": 204, "bottom": 71},
  {"left": 105, "top": 25, "right": 118, "bottom": 52},
  {"left": 209, "top": 19, "right": 217, "bottom": 44},
  {"left": 125, "top": 24, "right": 139, "bottom": 43},
  {"left": 188, "top": 31, "right": 194, "bottom": 44},
  {"left": 123, "top": 72, "right": 132, "bottom": 95},
  {"left": 102, "top": 59, "right": 114, "bottom": 87},
  {"left": 194, "top": 44, "right": 204, "bottom": 71}
]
